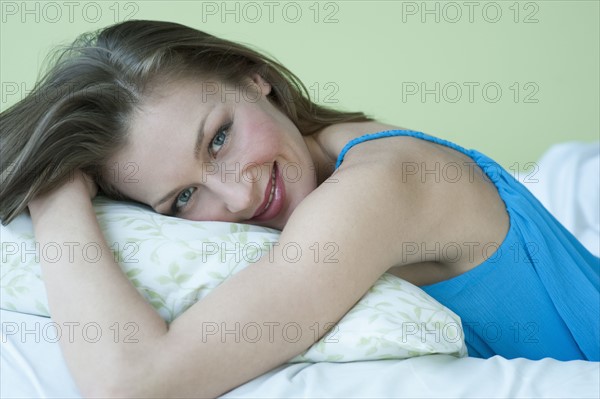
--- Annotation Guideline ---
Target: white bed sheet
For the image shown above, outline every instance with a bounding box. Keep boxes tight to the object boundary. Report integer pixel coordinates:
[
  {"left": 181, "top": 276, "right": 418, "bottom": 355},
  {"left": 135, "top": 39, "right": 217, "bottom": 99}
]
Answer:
[
  {"left": 2, "top": 141, "right": 599, "bottom": 398},
  {"left": 2, "top": 309, "right": 598, "bottom": 398},
  {"left": 516, "top": 141, "right": 600, "bottom": 257}
]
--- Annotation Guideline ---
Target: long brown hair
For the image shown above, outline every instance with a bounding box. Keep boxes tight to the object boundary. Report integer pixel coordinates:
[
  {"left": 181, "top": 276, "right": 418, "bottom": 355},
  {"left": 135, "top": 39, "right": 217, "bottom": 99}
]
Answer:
[{"left": 0, "top": 20, "right": 372, "bottom": 225}]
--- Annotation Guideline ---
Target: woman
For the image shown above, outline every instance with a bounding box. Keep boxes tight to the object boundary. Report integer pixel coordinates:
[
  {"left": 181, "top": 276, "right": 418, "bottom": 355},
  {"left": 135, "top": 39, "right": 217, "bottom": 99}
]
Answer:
[{"left": 1, "top": 20, "right": 598, "bottom": 397}]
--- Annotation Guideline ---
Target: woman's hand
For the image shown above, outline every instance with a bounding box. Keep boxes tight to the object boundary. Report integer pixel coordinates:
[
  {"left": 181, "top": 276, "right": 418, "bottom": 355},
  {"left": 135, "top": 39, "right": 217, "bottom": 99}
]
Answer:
[{"left": 28, "top": 169, "right": 98, "bottom": 222}]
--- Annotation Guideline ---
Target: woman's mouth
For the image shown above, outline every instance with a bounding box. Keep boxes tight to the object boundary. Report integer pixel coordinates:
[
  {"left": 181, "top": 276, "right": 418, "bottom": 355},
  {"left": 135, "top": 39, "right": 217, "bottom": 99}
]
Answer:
[{"left": 250, "top": 162, "right": 285, "bottom": 222}]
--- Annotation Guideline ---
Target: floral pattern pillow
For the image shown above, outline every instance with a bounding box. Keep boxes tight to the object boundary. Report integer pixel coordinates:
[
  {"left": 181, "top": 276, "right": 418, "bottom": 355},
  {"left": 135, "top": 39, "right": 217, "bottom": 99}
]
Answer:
[{"left": 0, "top": 196, "right": 467, "bottom": 361}]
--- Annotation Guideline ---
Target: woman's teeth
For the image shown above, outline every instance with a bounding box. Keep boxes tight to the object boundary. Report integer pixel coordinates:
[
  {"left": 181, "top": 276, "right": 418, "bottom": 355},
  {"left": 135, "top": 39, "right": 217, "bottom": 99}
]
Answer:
[{"left": 264, "top": 167, "right": 276, "bottom": 210}]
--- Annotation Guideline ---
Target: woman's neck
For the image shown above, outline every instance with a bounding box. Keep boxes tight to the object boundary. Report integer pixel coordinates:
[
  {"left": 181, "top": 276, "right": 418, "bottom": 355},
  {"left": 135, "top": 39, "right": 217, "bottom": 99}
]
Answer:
[{"left": 302, "top": 132, "right": 337, "bottom": 186}]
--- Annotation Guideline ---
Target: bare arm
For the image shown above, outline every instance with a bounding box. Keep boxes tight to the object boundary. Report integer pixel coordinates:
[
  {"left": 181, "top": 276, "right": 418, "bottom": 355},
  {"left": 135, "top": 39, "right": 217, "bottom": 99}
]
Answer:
[{"left": 29, "top": 166, "right": 436, "bottom": 398}]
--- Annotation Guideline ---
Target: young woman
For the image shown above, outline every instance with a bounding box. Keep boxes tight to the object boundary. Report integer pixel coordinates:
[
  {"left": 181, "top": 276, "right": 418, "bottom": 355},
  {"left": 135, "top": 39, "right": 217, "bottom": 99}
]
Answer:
[{"left": 1, "top": 20, "right": 598, "bottom": 397}]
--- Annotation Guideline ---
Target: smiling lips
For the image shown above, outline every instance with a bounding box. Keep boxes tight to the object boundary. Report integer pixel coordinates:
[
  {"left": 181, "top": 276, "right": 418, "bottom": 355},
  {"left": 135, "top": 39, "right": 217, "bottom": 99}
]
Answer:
[{"left": 250, "top": 162, "right": 284, "bottom": 222}]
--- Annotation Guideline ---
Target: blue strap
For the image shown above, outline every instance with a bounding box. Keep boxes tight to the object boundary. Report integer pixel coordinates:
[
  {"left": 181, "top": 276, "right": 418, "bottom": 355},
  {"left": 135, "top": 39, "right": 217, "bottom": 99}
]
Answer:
[{"left": 334, "top": 129, "right": 472, "bottom": 170}]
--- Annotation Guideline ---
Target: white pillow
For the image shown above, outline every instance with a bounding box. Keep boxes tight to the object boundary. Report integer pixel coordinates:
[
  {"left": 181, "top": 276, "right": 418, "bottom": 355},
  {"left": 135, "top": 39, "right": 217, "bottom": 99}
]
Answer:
[{"left": 0, "top": 196, "right": 467, "bottom": 361}]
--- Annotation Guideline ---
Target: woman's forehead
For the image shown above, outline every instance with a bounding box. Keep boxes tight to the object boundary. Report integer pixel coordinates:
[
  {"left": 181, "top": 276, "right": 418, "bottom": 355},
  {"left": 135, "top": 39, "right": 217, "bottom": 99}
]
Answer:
[{"left": 139, "top": 75, "right": 259, "bottom": 110}]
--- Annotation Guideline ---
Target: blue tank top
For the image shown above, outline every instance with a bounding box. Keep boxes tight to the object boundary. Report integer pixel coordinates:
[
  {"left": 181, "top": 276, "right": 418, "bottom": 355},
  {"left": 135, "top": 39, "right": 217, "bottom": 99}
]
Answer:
[{"left": 335, "top": 129, "right": 600, "bottom": 361}]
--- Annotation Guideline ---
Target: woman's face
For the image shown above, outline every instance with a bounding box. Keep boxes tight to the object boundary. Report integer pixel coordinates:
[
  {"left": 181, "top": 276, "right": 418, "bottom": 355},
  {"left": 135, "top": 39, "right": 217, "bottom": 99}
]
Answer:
[{"left": 108, "top": 75, "right": 318, "bottom": 231}]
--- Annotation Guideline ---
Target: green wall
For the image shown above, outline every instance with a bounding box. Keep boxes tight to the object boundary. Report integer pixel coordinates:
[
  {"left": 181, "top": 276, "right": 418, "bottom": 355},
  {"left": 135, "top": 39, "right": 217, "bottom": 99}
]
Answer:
[{"left": 1, "top": 1, "right": 598, "bottom": 171}]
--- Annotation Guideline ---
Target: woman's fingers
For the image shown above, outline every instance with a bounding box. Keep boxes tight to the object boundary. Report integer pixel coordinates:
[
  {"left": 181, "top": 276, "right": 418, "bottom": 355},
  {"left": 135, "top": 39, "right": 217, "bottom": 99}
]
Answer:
[{"left": 28, "top": 169, "right": 98, "bottom": 217}]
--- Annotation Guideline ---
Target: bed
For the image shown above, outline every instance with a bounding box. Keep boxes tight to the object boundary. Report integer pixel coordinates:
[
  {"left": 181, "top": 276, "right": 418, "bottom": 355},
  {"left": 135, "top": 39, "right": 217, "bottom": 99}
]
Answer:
[{"left": 2, "top": 140, "right": 599, "bottom": 398}]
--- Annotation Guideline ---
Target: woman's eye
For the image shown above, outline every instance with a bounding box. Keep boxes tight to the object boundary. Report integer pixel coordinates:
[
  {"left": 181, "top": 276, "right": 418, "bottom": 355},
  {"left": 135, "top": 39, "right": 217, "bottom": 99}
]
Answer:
[
  {"left": 172, "top": 187, "right": 196, "bottom": 214},
  {"left": 209, "top": 123, "right": 232, "bottom": 155}
]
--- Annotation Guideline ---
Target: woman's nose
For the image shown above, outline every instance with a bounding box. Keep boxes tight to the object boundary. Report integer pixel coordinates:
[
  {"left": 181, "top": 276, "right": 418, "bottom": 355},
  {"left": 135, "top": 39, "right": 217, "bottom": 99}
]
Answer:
[{"left": 205, "top": 172, "right": 255, "bottom": 216}]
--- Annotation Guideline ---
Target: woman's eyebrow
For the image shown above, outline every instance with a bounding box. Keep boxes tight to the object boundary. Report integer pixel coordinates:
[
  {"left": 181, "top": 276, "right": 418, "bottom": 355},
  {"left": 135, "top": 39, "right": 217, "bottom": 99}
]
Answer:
[
  {"left": 152, "top": 186, "right": 183, "bottom": 211},
  {"left": 194, "top": 103, "right": 216, "bottom": 161}
]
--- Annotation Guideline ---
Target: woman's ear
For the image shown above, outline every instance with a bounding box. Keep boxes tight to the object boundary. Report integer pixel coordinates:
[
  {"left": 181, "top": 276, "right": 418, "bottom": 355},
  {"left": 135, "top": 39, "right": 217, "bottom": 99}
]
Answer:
[{"left": 250, "top": 73, "right": 272, "bottom": 96}]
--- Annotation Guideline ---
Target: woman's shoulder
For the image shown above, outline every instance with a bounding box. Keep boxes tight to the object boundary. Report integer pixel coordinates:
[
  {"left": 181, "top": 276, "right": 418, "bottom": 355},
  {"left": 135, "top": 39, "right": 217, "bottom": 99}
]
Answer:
[
  {"left": 282, "top": 122, "right": 460, "bottom": 270},
  {"left": 301, "top": 121, "right": 511, "bottom": 280}
]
